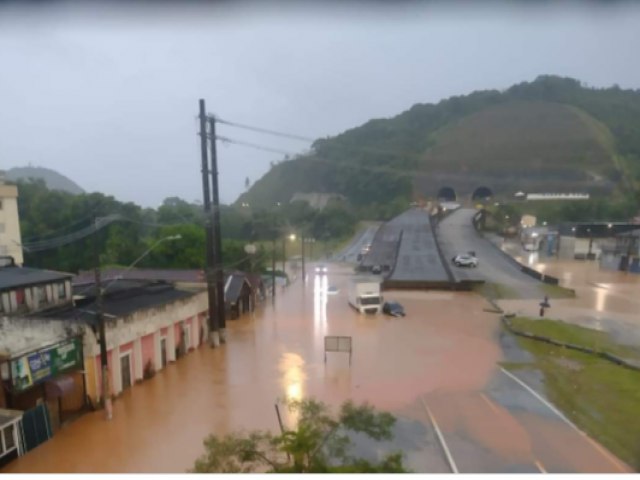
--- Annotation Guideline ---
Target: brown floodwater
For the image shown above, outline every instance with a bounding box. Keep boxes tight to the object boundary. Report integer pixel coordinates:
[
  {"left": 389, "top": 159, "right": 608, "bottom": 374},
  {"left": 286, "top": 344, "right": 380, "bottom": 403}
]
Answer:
[{"left": 2, "top": 264, "right": 630, "bottom": 473}]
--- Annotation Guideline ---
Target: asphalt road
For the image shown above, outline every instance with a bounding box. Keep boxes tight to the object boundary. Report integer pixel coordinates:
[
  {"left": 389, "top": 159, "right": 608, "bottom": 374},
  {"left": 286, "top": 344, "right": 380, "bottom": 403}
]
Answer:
[
  {"left": 333, "top": 224, "right": 379, "bottom": 263},
  {"left": 437, "top": 208, "right": 542, "bottom": 298},
  {"left": 385, "top": 208, "right": 450, "bottom": 283}
]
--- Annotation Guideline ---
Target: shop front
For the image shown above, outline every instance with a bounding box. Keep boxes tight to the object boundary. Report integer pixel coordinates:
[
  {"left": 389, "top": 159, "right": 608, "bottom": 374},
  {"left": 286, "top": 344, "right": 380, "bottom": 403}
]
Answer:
[{"left": 1, "top": 336, "right": 87, "bottom": 436}]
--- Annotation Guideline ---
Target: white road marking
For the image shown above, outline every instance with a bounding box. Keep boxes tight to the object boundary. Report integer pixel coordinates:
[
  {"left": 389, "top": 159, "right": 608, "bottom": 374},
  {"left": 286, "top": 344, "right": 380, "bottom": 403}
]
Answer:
[
  {"left": 499, "top": 367, "right": 573, "bottom": 426},
  {"left": 420, "top": 396, "right": 459, "bottom": 474},
  {"left": 499, "top": 367, "right": 628, "bottom": 472}
]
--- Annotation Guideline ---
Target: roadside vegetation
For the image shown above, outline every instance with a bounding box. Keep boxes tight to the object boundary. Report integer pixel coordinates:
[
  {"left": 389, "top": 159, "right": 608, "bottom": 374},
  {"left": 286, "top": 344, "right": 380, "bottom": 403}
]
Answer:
[
  {"left": 15, "top": 179, "right": 358, "bottom": 273},
  {"left": 192, "top": 399, "right": 407, "bottom": 473},
  {"left": 503, "top": 317, "right": 640, "bottom": 470}
]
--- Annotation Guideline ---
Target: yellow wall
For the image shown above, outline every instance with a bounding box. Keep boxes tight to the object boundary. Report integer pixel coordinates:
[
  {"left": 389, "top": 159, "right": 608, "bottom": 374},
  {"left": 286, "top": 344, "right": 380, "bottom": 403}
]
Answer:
[
  {"left": 0, "top": 183, "right": 23, "bottom": 265},
  {"left": 84, "top": 355, "right": 99, "bottom": 404}
]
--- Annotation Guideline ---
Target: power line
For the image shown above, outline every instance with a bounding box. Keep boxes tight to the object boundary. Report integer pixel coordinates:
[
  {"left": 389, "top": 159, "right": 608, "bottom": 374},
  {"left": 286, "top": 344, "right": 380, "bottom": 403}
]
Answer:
[
  {"left": 22, "top": 214, "right": 124, "bottom": 252},
  {"left": 213, "top": 134, "right": 426, "bottom": 180},
  {"left": 22, "top": 197, "right": 109, "bottom": 242},
  {"left": 21, "top": 213, "right": 206, "bottom": 253},
  {"left": 212, "top": 116, "right": 432, "bottom": 179},
  {"left": 216, "top": 117, "right": 315, "bottom": 143},
  {"left": 217, "top": 116, "right": 428, "bottom": 161},
  {"left": 216, "top": 135, "right": 298, "bottom": 156}
]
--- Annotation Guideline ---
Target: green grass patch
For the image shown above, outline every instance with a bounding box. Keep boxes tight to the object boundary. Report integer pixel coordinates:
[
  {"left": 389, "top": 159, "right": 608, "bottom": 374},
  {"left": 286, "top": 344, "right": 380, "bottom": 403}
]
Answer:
[
  {"left": 509, "top": 316, "right": 640, "bottom": 361},
  {"left": 473, "top": 282, "right": 520, "bottom": 300},
  {"left": 539, "top": 283, "right": 576, "bottom": 299},
  {"left": 507, "top": 335, "right": 640, "bottom": 470}
]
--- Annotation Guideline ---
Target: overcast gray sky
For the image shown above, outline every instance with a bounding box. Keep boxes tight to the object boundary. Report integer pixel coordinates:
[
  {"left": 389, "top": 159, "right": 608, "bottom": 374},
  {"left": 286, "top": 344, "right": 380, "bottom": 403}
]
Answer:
[{"left": 1, "top": 1, "right": 639, "bottom": 207}]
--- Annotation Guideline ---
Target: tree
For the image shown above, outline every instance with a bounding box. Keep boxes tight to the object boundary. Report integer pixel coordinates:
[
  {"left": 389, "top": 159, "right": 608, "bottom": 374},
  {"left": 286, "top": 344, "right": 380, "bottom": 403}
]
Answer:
[{"left": 191, "top": 398, "right": 407, "bottom": 473}]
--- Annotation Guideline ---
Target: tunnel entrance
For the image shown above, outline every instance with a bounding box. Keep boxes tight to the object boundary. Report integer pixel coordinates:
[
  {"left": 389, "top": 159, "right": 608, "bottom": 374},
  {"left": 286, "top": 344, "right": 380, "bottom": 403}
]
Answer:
[
  {"left": 437, "top": 186, "right": 457, "bottom": 202},
  {"left": 471, "top": 186, "right": 493, "bottom": 201}
]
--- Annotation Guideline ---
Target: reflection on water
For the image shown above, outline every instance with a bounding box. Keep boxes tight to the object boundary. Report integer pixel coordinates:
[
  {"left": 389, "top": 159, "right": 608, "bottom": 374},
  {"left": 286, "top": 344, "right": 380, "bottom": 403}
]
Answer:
[
  {"left": 595, "top": 287, "right": 607, "bottom": 313},
  {"left": 279, "top": 352, "right": 306, "bottom": 426},
  {"left": 313, "top": 274, "right": 328, "bottom": 338}
]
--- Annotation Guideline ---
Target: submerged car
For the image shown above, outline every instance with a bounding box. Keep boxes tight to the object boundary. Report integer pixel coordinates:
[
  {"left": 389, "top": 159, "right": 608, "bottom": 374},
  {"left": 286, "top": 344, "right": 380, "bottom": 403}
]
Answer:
[
  {"left": 452, "top": 254, "right": 478, "bottom": 268},
  {"left": 382, "top": 301, "right": 405, "bottom": 317}
]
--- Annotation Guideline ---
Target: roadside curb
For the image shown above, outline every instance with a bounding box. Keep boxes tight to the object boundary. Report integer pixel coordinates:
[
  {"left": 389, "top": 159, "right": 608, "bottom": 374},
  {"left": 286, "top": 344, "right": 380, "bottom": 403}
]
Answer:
[{"left": 501, "top": 314, "right": 640, "bottom": 372}]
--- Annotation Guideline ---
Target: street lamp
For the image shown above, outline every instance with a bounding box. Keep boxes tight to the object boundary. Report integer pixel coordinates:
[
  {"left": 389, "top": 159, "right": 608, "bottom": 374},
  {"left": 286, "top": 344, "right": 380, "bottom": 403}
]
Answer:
[
  {"left": 104, "top": 234, "right": 182, "bottom": 292},
  {"left": 94, "top": 233, "right": 181, "bottom": 420},
  {"left": 244, "top": 243, "right": 257, "bottom": 272}
]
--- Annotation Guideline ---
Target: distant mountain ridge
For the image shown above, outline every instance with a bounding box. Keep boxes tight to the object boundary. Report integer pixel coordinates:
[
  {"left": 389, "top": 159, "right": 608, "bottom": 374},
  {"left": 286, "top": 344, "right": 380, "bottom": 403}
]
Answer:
[
  {"left": 6, "top": 166, "right": 85, "bottom": 195},
  {"left": 237, "top": 75, "right": 640, "bottom": 209}
]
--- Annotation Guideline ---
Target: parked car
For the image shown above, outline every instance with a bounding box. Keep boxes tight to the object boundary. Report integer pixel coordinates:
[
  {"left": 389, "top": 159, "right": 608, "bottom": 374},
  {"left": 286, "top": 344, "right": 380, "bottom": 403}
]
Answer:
[
  {"left": 383, "top": 301, "right": 405, "bottom": 317},
  {"left": 452, "top": 254, "right": 478, "bottom": 268},
  {"left": 372, "top": 265, "right": 382, "bottom": 274},
  {"left": 327, "top": 286, "right": 339, "bottom": 295}
]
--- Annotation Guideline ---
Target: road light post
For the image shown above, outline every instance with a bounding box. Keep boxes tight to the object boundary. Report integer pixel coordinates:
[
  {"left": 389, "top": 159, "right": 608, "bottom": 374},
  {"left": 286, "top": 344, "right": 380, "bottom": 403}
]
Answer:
[
  {"left": 282, "top": 238, "right": 286, "bottom": 274},
  {"left": 244, "top": 243, "right": 257, "bottom": 272},
  {"left": 271, "top": 237, "right": 276, "bottom": 302},
  {"left": 93, "top": 233, "right": 181, "bottom": 420}
]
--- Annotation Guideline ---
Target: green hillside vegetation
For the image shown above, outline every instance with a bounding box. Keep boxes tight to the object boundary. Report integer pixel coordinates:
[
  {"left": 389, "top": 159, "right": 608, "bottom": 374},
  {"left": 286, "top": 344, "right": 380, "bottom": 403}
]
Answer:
[
  {"left": 238, "top": 76, "right": 640, "bottom": 217},
  {"left": 7, "top": 166, "right": 85, "bottom": 195},
  {"left": 423, "top": 101, "right": 615, "bottom": 178},
  {"left": 15, "top": 179, "right": 356, "bottom": 273}
]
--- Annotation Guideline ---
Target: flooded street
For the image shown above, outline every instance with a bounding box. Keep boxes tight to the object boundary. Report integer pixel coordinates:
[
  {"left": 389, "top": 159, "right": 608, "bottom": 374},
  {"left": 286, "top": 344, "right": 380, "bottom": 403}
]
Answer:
[
  {"left": 499, "top": 259, "right": 640, "bottom": 346},
  {"left": 2, "top": 264, "right": 631, "bottom": 473}
]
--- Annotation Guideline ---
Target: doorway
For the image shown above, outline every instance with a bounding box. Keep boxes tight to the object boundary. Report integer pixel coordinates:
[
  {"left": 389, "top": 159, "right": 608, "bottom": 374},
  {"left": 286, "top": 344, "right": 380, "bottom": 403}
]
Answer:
[
  {"left": 160, "top": 337, "right": 167, "bottom": 368},
  {"left": 120, "top": 353, "right": 132, "bottom": 390},
  {"left": 184, "top": 324, "right": 191, "bottom": 351}
]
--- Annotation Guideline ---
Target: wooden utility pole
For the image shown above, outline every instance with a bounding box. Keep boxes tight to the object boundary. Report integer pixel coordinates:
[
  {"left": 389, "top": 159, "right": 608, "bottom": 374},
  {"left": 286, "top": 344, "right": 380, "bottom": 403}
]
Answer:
[
  {"left": 282, "top": 237, "right": 286, "bottom": 273},
  {"left": 93, "top": 217, "right": 112, "bottom": 420},
  {"left": 199, "top": 99, "right": 220, "bottom": 347},
  {"left": 272, "top": 238, "right": 276, "bottom": 302},
  {"left": 301, "top": 235, "right": 306, "bottom": 285},
  {"left": 208, "top": 116, "right": 227, "bottom": 343}
]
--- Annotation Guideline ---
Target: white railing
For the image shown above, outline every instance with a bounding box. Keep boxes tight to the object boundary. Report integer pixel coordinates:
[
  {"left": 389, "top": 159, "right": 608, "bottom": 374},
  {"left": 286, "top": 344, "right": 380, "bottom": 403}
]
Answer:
[{"left": 525, "top": 193, "right": 590, "bottom": 201}]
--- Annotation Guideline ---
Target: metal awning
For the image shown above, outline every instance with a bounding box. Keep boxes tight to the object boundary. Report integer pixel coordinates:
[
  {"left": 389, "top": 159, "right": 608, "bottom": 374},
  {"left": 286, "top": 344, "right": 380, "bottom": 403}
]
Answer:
[{"left": 44, "top": 374, "right": 76, "bottom": 398}]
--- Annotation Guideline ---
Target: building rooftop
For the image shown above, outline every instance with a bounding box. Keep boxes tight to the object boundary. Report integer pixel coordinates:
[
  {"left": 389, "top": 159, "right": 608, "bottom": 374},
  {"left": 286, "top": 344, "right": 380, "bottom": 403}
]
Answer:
[
  {"left": 73, "top": 268, "right": 205, "bottom": 285},
  {"left": 50, "top": 280, "right": 196, "bottom": 326},
  {"left": 225, "top": 273, "right": 251, "bottom": 304},
  {"left": 0, "top": 264, "right": 72, "bottom": 291}
]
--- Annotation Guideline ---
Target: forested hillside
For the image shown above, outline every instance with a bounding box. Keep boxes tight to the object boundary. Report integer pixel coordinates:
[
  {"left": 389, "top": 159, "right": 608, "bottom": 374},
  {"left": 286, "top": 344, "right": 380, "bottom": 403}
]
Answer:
[
  {"left": 238, "top": 76, "right": 640, "bottom": 212},
  {"left": 14, "top": 179, "right": 356, "bottom": 273}
]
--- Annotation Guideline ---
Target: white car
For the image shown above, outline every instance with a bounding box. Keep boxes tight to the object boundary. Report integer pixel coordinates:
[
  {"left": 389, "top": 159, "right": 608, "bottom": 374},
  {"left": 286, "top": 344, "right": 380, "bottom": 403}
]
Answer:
[{"left": 452, "top": 254, "right": 478, "bottom": 268}]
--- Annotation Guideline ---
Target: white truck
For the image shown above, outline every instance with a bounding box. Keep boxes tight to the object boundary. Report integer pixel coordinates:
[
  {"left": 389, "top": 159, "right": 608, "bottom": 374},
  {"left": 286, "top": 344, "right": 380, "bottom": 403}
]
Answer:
[{"left": 348, "top": 278, "right": 382, "bottom": 314}]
